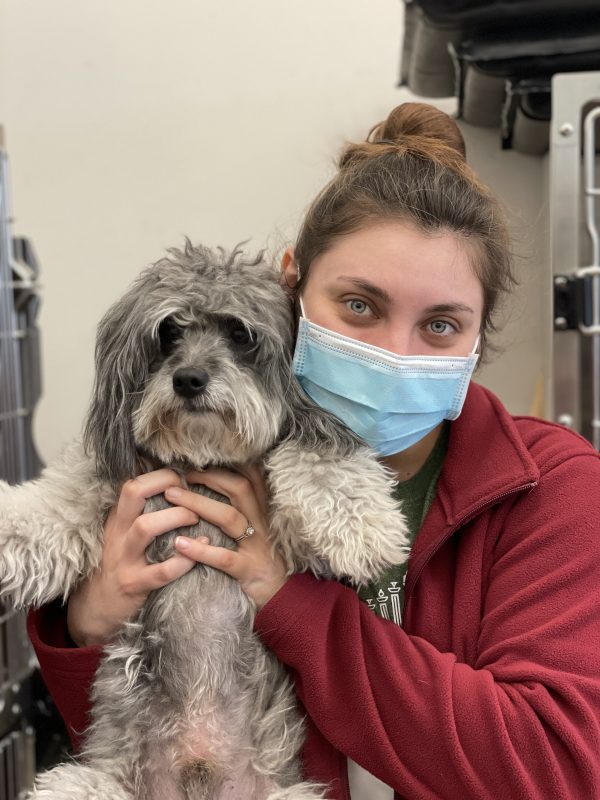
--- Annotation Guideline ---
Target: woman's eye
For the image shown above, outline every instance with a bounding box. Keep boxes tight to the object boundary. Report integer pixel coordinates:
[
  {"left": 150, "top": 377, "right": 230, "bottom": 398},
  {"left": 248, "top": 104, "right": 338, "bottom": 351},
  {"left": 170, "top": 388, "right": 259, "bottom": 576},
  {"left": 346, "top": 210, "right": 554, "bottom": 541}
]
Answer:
[
  {"left": 345, "top": 298, "right": 371, "bottom": 316},
  {"left": 428, "top": 320, "right": 455, "bottom": 336}
]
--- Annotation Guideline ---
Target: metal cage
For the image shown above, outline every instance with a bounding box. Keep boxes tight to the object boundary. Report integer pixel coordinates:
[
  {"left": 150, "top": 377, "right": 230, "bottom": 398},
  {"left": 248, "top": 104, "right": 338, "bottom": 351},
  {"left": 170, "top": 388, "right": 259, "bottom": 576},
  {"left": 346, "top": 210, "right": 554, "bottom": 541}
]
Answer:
[
  {"left": 0, "top": 140, "right": 43, "bottom": 800},
  {"left": 550, "top": 72, "right": 600, "bottom": 448}
]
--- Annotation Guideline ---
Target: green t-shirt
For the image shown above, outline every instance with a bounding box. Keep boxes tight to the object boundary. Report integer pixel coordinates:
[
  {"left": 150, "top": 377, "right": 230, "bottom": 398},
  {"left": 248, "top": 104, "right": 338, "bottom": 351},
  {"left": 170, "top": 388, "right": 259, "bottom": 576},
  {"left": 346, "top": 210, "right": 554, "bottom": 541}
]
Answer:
[{"left": 357, "top": 422, "right": 449, "bottom": 626}]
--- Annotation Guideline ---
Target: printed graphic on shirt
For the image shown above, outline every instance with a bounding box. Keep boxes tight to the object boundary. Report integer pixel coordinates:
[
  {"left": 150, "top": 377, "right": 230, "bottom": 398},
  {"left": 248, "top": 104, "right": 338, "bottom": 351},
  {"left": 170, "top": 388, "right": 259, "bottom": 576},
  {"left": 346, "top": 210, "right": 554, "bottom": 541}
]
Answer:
[{"left": 364, "top": 573, "right": 408, "bottom": 625}]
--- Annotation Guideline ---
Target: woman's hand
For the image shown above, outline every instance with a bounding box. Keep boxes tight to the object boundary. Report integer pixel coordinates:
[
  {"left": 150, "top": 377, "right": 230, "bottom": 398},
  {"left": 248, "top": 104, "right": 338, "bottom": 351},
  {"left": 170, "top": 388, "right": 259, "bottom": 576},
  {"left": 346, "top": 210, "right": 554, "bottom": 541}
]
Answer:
[
  {"left": 168, "top": 464, "right": 288, "bottom": 610},
  {"left": 67, "top": 469, "right": 199, "bottom": 647}
]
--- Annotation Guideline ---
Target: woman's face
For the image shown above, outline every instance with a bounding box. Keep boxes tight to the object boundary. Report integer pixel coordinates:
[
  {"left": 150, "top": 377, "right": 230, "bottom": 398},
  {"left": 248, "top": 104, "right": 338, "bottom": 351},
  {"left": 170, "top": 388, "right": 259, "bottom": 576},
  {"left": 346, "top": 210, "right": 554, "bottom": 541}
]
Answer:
[{"left": 283, "top": 221, "right": 484, "bottom": 357}]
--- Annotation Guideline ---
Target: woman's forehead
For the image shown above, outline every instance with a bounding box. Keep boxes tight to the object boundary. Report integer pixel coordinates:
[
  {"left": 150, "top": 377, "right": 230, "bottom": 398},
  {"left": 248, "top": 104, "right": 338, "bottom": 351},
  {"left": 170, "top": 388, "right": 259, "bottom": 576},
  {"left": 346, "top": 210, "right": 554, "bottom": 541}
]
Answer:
[{"left": 308, "top": 222, "right": 484, "bottom": 308}]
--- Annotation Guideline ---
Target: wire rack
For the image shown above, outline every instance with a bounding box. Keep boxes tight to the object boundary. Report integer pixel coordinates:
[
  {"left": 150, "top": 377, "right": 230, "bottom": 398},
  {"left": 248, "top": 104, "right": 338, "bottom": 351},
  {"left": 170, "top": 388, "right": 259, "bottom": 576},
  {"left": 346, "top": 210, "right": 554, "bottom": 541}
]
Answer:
[{"left": 0, "top": 137, "right": 44, "bottom": 800}]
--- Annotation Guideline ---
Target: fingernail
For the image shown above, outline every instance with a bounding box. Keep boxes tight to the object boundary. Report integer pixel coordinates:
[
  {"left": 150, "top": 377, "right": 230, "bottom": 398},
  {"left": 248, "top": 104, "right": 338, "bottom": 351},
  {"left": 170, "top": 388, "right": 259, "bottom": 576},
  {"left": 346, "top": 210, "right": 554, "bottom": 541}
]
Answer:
[
  {"left": 166, "top": 486, "right": 182, "bottom": 498},
  {"left": 175, "top": 536, "right": 190, "bottom": 550}
]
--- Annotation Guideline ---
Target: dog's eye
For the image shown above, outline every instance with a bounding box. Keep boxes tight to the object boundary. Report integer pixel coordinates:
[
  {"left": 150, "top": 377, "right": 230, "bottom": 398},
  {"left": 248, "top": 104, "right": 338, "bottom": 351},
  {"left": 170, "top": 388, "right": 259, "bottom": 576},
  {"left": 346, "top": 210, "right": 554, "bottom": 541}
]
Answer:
[
  {"left": 221, "top": 317, "right": 255, "bottom": 347},
  {"left": 231, "top": 325, "right": 251, "bottom": 345},
  {"left": 158, "top": 317, "right": 183, "bottom": 356}
]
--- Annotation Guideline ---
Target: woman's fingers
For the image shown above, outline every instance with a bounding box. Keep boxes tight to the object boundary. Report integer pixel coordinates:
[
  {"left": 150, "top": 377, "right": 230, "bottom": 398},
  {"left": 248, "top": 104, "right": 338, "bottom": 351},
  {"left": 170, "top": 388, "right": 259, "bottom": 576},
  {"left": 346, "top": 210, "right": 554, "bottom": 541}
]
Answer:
[
  {"left": 165, "top": 484, "right": 257, "bottom": 542},
  {"left": 115, "top": 469, "right": 184, "bottom": 528},
  {"left": 174, "top": 537, "right": 242, "bottom": 580},
  {"left": 121, "top": 506, "right": 200, "bottom": 560},
  {"left": 173, "top": 534, "right": 287, "bottom": 609},
  {"left": 68, "top": 469, "right": 202, "bottom": 648},
  {"left": 183, "top": 467, "right": 266, "bottom": 528},
  {"left": 167, "top": 465, "right": 289, "bottom": 609},
  {"left": 144, "top": 552, "right": 198, "bottom": 591}
]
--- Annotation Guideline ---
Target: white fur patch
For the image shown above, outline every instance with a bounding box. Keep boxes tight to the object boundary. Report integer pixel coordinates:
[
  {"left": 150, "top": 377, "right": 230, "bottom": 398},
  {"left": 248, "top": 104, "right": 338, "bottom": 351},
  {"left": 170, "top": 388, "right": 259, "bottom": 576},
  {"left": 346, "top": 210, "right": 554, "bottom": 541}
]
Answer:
[
  {"left": 0, "top": 441, "right": 114, "bottom": 608},
  {"left": 267, "top": 443, "right": 410, "bottom": 585}
]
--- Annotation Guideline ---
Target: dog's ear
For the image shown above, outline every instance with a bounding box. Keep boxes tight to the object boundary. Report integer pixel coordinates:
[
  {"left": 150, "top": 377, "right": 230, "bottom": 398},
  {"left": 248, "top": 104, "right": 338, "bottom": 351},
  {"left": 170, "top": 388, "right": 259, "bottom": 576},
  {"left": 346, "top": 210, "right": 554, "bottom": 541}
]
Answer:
[{"left": 83, "top": 273, "right": 157, "bottom": 484}]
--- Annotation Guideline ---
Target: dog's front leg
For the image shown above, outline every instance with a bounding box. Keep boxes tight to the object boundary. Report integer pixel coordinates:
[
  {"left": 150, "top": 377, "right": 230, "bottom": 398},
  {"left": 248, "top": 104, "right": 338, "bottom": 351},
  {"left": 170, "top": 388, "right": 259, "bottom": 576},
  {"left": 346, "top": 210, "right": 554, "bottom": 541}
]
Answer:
[
  {"left": 29, "top": 763, "right": 133, "bottom": 800},
  {"left": 266, "top": 441, "right": 410, "bottom": 586},
  {"left": 0, "top": 441, "right": 112, "bottom": 608}
]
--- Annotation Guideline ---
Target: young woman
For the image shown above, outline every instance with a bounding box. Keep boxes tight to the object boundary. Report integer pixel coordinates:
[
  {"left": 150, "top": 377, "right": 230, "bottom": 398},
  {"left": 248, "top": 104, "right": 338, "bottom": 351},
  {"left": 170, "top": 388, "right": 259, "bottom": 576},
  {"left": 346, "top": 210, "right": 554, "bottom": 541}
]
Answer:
[{"left": 29, "top": 103, "right": 600, "bottom": 799}]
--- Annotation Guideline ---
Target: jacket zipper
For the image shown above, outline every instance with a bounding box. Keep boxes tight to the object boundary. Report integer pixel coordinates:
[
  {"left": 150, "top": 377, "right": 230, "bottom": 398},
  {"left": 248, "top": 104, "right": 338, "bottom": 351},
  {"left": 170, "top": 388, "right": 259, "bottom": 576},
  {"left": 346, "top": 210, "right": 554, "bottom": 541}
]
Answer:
[
  {"left": 341, "top": 750, "right": 351, "bottom": 799},
  {"left": 403, "top": 481, "right": 538, "bottom": 612}
]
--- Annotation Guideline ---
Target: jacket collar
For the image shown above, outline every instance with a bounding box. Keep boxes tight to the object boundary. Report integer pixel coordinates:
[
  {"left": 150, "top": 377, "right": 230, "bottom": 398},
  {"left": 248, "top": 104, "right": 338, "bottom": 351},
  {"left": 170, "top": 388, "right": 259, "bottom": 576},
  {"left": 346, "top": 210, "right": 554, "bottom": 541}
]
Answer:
[{"left": 407, "top": 382, "right": 540, "bottom": 570}]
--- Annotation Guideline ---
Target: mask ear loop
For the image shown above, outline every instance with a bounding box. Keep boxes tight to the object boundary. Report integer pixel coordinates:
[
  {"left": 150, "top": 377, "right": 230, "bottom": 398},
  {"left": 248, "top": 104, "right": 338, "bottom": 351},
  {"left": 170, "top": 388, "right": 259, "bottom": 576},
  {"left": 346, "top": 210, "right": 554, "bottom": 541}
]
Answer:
[
  {"left": 471, "top": 335, "right": 481, "bottom": 355},
  {"left": 296, "top": 263, "right": 308, "bottom": 319}
]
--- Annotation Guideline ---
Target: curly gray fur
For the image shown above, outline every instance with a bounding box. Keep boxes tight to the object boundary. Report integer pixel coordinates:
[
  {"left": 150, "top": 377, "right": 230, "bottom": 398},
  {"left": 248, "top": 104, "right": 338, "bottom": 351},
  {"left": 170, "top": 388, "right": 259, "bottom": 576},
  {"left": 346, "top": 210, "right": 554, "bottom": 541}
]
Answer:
[{"left": 0, "top": 241, "right": 409, "bottom": 799}]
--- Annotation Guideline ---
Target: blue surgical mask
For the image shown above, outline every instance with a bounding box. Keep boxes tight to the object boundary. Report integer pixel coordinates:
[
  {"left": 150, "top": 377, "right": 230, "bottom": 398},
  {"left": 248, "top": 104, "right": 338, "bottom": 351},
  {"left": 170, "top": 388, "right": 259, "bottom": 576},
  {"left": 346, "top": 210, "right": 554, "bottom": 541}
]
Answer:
[{"left": 292, "top": 298, "right": 479, "bottom": 456}]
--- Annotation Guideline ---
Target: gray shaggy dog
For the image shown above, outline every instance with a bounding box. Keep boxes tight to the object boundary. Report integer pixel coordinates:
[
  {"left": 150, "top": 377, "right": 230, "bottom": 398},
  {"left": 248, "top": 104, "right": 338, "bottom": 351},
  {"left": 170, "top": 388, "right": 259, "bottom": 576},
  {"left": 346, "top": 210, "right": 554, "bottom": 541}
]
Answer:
[{"left": 0, "top": 242, "right": 409, "bottom": 800}]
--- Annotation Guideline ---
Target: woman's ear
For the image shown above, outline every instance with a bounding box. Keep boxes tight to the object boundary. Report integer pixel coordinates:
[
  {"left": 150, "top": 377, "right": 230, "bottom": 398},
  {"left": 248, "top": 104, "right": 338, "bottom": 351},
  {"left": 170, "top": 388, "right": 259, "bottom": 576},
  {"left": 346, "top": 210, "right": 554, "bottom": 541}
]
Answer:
[{"left": 280, "top": 246, "right": 299, "bottom": 293}]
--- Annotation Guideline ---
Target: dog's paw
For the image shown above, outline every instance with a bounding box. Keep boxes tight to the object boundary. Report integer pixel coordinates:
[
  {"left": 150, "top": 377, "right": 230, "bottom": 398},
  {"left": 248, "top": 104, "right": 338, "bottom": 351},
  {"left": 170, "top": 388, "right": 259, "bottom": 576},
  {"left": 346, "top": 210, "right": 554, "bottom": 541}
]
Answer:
[{"left": 267, "top": 444, "right": 410, "bottom": 585}]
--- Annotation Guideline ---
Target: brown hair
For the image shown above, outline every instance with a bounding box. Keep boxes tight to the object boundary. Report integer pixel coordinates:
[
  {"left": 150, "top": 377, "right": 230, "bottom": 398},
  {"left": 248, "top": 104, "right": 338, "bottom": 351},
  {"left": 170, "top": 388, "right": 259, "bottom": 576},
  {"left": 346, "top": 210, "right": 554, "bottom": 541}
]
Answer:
[{"left": 292, "top": 102, "right": 515, "bottom": 363}]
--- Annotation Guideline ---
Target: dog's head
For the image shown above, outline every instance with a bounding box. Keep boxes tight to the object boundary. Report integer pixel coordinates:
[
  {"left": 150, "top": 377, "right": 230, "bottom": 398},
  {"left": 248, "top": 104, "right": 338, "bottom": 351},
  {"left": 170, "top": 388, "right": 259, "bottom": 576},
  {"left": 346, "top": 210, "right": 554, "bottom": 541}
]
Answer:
[{"left": 83, "top": 241, "right": 297, "bottom": 483}]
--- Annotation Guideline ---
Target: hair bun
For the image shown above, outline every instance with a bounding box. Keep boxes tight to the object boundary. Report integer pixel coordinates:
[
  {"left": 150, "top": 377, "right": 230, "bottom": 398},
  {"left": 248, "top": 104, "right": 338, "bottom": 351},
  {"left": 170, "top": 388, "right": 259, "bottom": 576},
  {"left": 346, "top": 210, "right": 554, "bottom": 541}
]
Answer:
[
  {"left": 368, "top": 102, "right": 466, "bottom": 160},
  {"left": 339, "top": 102, "right": 467, "bottom": 171}
]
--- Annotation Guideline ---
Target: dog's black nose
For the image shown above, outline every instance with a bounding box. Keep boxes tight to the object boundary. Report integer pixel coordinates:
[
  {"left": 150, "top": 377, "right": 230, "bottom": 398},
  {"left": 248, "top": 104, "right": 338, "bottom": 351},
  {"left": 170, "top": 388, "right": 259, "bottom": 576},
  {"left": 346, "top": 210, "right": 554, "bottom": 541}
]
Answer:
[{"left": 172, "top": 368, "right": 209, "bottom": 398}]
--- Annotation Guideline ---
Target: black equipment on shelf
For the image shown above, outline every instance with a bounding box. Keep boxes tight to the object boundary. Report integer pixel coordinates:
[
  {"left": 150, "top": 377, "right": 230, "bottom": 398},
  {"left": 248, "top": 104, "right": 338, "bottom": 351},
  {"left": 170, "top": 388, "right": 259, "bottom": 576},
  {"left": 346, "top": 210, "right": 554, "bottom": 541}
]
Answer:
[
  {"left": 0, "top": 133, "right": 67, "bottom": 800},
  {"left": 399, "top": 0, "right": 600, "bottom": 154}
]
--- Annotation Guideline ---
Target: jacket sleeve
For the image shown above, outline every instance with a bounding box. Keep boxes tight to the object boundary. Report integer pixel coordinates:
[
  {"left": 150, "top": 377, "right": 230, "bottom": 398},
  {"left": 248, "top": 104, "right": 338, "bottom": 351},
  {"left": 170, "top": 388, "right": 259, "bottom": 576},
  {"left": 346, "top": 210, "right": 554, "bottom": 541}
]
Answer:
[
  {"left": 254, "top": 453, "right": 600, "bottom": 799},
  {"left": 27, "top": 603, "right": 102, "bottom": 752}
]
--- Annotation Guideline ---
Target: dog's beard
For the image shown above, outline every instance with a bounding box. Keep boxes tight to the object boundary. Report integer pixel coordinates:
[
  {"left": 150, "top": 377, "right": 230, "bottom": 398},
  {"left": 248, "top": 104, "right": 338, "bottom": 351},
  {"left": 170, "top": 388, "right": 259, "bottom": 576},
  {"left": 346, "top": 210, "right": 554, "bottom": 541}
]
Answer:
[{"left": 132, "top": 377, "right": 284, "bottom": 468}]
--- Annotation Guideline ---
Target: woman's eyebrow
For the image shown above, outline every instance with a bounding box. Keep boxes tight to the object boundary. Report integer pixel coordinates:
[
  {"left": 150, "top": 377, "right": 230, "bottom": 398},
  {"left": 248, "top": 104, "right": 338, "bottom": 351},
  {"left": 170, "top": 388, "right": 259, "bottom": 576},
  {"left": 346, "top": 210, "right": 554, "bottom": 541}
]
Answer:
[
  {"left": 334, "top": 278, "right": 474, "bottom": 315},
  {"left": 335, "top": 276, "right": 392, "bottom": 303},
  {"left": 424, "top": 303, "right": 474, "bottom": 315}
]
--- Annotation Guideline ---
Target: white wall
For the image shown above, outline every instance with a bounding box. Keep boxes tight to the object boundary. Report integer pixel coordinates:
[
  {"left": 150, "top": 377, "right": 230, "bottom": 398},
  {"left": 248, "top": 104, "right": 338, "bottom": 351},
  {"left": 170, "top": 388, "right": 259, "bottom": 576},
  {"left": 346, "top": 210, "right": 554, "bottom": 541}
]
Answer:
[
  {"left": 458, "top": 124, "right": 551, "bottom": 420},
  {"left": 0, "top": 0, "right": 548, "bottom": 464}
]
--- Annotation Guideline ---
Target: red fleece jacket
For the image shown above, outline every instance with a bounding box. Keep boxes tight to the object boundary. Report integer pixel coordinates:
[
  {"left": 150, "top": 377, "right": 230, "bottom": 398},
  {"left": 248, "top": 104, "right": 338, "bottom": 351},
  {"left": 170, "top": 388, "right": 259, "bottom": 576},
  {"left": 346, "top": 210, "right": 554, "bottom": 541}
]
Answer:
[{"left": 27, "top": 383, "right": 600, "bottom": 799}]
